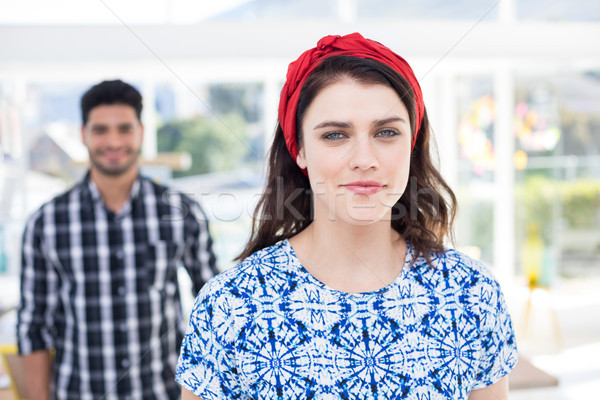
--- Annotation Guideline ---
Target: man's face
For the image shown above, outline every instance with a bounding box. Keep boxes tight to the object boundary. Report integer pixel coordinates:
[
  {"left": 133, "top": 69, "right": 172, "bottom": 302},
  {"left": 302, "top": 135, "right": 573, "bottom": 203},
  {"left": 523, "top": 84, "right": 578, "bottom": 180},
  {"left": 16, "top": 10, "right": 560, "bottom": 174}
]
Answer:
[{"left": 81, "top": 104, "right": 143, "bottom": 177}]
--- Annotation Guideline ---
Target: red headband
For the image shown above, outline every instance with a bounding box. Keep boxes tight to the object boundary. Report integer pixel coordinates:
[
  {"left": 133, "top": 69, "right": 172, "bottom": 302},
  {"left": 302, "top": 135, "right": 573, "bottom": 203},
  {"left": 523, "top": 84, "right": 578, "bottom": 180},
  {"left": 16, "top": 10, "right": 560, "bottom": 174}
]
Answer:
[{"left": 279, "top": 32, "right": 424, "bottom": 162}]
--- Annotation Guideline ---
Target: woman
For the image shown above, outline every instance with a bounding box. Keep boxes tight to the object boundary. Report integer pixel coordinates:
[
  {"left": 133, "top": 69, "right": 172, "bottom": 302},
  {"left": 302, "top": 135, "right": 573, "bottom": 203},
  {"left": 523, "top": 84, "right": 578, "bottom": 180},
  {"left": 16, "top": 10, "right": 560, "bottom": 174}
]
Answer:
[{"left": 177, "top": 33, "right": 517, "bottom": 399}]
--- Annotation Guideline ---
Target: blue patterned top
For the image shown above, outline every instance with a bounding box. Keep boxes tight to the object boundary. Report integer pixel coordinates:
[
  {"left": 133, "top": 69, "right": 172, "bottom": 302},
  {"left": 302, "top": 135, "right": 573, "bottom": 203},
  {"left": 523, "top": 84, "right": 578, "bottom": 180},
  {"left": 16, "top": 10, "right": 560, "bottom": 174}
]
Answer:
[{"left": 176, "top": 240, "right": 517, "bottom": 399}]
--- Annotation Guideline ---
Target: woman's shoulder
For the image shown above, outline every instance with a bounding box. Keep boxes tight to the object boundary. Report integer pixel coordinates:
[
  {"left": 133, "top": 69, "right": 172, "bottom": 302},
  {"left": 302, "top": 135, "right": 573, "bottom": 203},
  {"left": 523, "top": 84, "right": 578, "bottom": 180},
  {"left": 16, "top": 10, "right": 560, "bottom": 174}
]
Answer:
[
  {"left": 410, "top": 246, "right": 502, "bottom": 291},
  {"left": 441, "top": 247, "right": 495, "bottom": 273},
  {"left": 408, "top": 247, "right": 512, "bottom": 328},
  {"left": 198, "top": 240, "right": 298, "bottom": 300}
]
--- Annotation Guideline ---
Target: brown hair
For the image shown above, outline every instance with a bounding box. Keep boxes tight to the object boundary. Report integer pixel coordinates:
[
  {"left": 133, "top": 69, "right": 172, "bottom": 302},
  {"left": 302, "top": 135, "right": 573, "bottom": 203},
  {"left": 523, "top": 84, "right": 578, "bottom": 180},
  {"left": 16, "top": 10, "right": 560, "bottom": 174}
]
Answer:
[{"left": 237, "top": 56, "right": 456, "bottom": 264}]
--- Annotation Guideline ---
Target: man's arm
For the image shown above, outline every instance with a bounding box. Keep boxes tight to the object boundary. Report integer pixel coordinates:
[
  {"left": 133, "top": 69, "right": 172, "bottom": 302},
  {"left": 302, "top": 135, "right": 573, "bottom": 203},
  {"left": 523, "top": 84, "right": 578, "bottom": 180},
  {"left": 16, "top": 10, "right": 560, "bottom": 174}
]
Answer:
[
  {"left": 21, "top": 349, "right": 52, "bottom": 400},
  {"left": 183, "top": 201, "right": 218, "bottom": 294},
  {"left": 17, "top": 212, "right": 57, "bottom": 399},
  {"left": 468, "top": 376, "right": 509, "bottom": 400}
]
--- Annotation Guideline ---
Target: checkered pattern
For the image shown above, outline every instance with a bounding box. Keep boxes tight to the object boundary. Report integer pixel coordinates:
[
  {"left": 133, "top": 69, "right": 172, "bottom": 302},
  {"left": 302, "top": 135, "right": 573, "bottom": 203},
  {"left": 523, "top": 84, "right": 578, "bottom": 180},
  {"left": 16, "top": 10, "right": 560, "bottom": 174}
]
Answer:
[{"left": 17, "top": 172, "right": 217, "bottom": 400}]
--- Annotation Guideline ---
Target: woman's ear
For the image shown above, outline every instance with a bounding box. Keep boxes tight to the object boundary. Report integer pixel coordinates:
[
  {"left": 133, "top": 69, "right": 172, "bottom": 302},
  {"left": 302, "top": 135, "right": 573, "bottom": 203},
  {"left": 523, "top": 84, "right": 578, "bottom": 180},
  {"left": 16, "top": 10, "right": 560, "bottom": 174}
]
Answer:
[{"left": 296, "top": 147, "right": 307, "bottom": 169}]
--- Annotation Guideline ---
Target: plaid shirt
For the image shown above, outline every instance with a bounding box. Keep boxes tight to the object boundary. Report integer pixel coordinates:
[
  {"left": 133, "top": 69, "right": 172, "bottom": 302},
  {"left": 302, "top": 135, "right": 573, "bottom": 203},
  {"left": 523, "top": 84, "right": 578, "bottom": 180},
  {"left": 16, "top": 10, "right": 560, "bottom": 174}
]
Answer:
[{"left": 17, "top": 172, "right": 217, "bottom": 400}]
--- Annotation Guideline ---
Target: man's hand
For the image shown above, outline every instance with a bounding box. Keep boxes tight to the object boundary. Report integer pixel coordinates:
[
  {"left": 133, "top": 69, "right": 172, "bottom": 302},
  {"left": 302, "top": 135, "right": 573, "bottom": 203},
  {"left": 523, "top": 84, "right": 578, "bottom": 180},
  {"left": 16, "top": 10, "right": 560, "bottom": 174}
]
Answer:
[{"left": 21, "top": 349, "right": 52, "bottom": 400}]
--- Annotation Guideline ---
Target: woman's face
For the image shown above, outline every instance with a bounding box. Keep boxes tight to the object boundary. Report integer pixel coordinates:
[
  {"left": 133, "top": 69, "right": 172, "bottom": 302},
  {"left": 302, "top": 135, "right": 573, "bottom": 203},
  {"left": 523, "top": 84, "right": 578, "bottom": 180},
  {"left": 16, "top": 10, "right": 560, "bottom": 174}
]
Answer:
[{"left": 297, "top": 79, "right": 412, "bottom": 225}]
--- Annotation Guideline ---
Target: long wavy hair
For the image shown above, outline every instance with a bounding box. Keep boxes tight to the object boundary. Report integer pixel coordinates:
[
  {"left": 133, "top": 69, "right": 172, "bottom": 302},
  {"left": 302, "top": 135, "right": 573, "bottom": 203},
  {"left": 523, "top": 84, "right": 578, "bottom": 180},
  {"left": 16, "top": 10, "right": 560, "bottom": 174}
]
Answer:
[{"left": 237, "top": 56, "right": 456, "bottom": 264}]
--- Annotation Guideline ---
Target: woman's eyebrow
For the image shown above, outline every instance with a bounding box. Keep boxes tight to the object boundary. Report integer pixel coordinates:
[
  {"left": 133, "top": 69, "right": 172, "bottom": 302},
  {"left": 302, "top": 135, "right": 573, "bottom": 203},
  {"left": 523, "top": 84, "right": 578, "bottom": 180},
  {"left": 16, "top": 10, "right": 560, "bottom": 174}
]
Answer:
[
  {"left": 372, "top": 116, "right": 408, "bottom": 127},
  {"left": 313, "top": 121, "right": 353, "bottom": 130},
  {"left": 313, "top": 117, "right": 408, "bottom": 130}
]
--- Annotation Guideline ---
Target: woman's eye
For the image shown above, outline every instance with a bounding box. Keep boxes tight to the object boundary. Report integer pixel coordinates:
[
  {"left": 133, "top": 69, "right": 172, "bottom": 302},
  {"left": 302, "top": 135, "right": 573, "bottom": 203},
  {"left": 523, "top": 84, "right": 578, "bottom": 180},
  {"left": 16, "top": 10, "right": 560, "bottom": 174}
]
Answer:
[
  {"left": 322, "top": 131, "right": 347, "bottom": 140},
  {"left": 376, "top": 129, "right": 400, "bottom": 138}
]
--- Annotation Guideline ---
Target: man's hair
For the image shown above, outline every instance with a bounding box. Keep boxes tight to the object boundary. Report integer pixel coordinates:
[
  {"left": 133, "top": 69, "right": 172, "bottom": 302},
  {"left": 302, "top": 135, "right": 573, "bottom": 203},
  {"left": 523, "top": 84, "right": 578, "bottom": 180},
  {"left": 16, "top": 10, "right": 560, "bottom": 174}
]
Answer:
[{"left": 80, "top": 79, "right": 143, "bottom": 125}]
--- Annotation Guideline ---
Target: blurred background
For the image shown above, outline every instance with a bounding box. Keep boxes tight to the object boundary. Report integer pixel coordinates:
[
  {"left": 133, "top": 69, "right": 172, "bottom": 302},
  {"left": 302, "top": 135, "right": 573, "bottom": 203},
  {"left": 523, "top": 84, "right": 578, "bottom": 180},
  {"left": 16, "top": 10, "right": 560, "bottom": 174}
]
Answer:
[{"left": 0, "top": 0, "right": 599, "bottom": 398}]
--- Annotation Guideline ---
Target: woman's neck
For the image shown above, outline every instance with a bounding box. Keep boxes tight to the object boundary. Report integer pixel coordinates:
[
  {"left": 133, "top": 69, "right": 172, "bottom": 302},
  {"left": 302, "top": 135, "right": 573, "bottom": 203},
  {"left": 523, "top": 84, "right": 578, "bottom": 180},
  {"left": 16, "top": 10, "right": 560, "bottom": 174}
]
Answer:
[{"left": 290, "top": 219, "right": 407, "bottom": 293}]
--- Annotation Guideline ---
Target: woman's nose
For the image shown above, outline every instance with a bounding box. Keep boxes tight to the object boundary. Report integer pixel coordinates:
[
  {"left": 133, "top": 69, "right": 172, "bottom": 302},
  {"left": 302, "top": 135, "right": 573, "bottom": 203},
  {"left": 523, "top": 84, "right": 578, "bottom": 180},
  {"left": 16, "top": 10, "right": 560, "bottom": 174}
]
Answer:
[{"left": 348, "top": 137, "right": 378, "bottom": 170}]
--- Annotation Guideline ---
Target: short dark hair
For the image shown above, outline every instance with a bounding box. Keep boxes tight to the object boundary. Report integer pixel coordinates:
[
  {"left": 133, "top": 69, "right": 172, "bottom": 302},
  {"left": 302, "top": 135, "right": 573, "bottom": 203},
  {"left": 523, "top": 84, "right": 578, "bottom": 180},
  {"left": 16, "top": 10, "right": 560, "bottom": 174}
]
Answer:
[
  {"left": 237, "top": 56, "right": 456, "bottom": 264},
  {"left": 80, "top": 80, "right": 143, "bottom": 125}
]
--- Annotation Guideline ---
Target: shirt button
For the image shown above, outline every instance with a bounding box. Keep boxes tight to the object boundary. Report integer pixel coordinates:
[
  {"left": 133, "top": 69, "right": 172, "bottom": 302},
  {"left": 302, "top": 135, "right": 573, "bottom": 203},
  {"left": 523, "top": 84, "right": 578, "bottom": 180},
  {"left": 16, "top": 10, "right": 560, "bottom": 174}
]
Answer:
[
  {"left": 119, "top": 323, "right": 127, "bottom": 332},
  {"left": 121, "top": 358, "right": 130, "bottom": 368},
  {"left": 117, "top": 286, "right": 126, "bottom": 295},
  {"left": 115, "top": 250, "right": 124, "bottom": 259}
]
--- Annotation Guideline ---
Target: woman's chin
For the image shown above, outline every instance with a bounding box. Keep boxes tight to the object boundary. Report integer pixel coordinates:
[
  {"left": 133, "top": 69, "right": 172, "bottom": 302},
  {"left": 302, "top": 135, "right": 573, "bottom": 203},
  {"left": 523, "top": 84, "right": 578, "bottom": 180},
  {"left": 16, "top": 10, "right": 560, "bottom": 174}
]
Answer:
[{"left": 340, "top": 210, "right": 391, "bottom": 226}]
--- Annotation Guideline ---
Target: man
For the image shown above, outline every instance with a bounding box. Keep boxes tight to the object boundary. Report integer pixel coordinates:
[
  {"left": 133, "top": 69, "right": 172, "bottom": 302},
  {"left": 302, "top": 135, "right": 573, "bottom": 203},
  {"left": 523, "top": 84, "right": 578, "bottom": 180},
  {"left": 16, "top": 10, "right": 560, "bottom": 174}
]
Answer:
[{"left": 17, "top": 80, "right": 218, "bottom": 400}]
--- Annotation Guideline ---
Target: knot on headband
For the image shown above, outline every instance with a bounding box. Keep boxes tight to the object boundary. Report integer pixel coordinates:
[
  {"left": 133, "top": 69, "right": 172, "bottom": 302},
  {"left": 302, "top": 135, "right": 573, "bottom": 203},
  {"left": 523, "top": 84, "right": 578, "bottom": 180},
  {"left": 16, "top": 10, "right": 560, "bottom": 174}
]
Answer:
[{"left": 278, "top": 32, "right": 424, "bottom": 162}]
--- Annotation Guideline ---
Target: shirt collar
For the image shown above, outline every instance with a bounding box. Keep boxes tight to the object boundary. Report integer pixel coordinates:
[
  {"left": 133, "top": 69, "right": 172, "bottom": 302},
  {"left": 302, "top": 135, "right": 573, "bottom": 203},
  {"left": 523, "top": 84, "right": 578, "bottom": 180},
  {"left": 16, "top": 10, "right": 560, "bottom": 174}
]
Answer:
[{"left": 80, "top": 170, "right": 143, "bottom": 214}]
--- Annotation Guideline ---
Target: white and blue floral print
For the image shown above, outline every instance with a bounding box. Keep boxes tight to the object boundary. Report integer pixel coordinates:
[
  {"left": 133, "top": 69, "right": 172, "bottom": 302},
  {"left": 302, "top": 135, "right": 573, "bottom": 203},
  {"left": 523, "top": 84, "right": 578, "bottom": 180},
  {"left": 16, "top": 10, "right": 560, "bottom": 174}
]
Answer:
[{"left": 176, "top": 240, "right": 517, "bottom": 399}]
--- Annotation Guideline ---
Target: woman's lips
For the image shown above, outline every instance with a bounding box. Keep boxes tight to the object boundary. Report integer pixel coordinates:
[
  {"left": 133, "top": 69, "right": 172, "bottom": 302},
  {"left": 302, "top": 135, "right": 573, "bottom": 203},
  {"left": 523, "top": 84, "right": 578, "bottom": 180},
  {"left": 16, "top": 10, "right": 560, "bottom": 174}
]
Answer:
[{"left": 342, "top": 181, "right": 384, "bottom": 195}]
